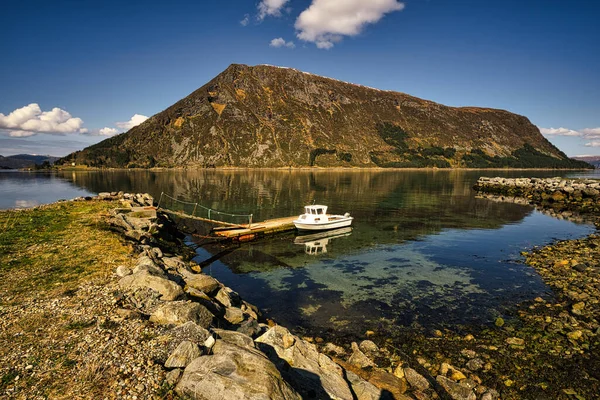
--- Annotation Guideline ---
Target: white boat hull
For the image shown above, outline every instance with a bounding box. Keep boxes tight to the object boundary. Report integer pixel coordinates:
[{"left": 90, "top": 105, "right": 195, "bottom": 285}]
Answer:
[{"left": 293, "top": 216, "right": 353, "bottom": 231}]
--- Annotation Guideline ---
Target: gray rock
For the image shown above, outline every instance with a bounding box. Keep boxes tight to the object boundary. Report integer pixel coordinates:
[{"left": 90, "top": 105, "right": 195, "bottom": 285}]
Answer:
[
  {"left": 115, "top": 265, "right": 132, "bottom": 277},
  {"left": 181, "top": 271, "right": 221, "bottom": 295},
  {"left": 165, "top": 340, "right": 201, "bottom": 368},
  {"left": 165, "top": 368, "right": 181, "bottom": 386},
  {"left": 437, "top": 375, "right": 476, "bottom": 400},
  {"left": 133, "top": 262, "right": 165, "bottom": 276},
  {"left": 348, "top": 342, "right": 376, "bottom": 368},
  {"left": 163, "top": 256, "right": 186, "bottom": 270},
  {"left": 481, "top": 389, "right": 500, "bottom": 400},
  {"left": 169, "top": 321, "right": 211, "bottom": 345},
  {"left": 404, "top": 367, "right": 429, "bottom": 391},
  {"left": 466, "top": 358, "right": 484, "bottom": 371},
  {"left": 176, "top": 340, "right": 301, "bottom": 400},
  {"left": 346, "top": 370, "right": 381, "bottom": 400},
  {"left": 123, "top": 214, "right": 153, "bottom": 231},
  {"left": 204, "top": 335, "right": 216, "bottom": 350},
  {"left": 215, "top": 286, "right": 241, "bottom": 307},
  {"left": 322, "top": 342, "right": 346, "bottom": 357},
  {"left": 256, "top": 325, "right": 354, "bottom": 400},
  {"left": 213, "top": 329, "right": 255, "bottom": 349},
  {"left": 150, "top": 301, "right": 213, "bottom": 327},
  {"left": 135, "top": 254, "right": 163, "bottom": 271},
  {"left": 224, "top": 306, "right": 245, "bottom": 325},
  {"left": 119, "top": 271, "right": 183, "bottom": 301},
  {"left": 359, "top": 339, "right": 379, "bottom": 354},
  {"left": 152, "top": 247, "right": 163, "bottom": 258}
]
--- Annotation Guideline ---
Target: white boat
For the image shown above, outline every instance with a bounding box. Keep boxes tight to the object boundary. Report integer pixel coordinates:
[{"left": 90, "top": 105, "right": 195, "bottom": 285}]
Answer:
[{"left": 293, "top": 205, "right": 353, "bottom": 231}]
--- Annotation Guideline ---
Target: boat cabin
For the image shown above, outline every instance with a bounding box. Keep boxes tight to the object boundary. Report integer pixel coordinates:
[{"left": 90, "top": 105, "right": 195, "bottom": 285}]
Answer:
[{"left": 298, "top": 205, "right": 329, "bottom": 222}]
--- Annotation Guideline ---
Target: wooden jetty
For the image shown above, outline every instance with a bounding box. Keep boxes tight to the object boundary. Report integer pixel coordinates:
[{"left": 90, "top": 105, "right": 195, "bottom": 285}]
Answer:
[
  {"left": 212, "top": 216, "right": 297, "bottom": 241},
  {"left": 159, "top": 208, "right": 297, "bottom": 241}
]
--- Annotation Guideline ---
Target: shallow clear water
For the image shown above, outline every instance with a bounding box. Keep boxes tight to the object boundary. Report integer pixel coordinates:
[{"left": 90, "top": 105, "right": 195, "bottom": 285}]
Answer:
[{"left": 1, "top": 169, "right": 596, "bottom": 335}]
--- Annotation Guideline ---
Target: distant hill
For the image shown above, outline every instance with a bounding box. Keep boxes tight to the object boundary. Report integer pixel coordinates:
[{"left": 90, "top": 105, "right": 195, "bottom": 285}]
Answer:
[
  {"left": 0, "top": 154, "right": 59, "bottom": 169},
  {"left": 60, "top": 64, "right": 591, "bottom": 169},
  {"left": 573, "top": 156, "right": 600, "bottom": 168}
]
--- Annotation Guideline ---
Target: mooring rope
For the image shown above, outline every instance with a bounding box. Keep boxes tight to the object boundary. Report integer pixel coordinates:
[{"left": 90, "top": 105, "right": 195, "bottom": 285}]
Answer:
[{"left": 157, "top": 192, "right": 253, "bottom": 226}]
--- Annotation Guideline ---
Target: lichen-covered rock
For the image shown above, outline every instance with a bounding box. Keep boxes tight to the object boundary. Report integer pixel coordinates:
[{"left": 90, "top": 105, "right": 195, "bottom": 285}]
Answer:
[
  {"left": 256, "top": 325, "right": 354, "bottom": 400},
  {"left": 215, "top": 286, "right": 241, "bottom": 307},
  {"left": 348, "top": 342, "right": 376, "bottom": 368},
  {"left": 345, "top": 370, "right": 381, "bottom": 400},
  {"left": 149, "top": 301, "right": 213, "bottom": 327},
  {"left": 181, "top": 271, "right": 220, "bottom": 295},
  {"left": 165, "top": 340, "right": 201, "bottom": 368},
  {"left": 119, "top": 271, "right": 183, "bottom": 301},
  {"left": 168, "top": 321, "right": 211, "bottom": 346},
  {"left": 224, "top": 306, "right": 244, "bottom": 324},
  {"left": 437, "top": 375, "right": 476, "bottom": 400},
  {"left": 213, "top": 329, "right": 255, "bottom": 349},
  {"left": 404, "top": 367, "right": 429, "bottom": 391},
  {"left": 115, "top": 265, "right": 132, "bottom": 277},
  {"left": 175, "top": 340, "right": 301, "bottom": 400}
]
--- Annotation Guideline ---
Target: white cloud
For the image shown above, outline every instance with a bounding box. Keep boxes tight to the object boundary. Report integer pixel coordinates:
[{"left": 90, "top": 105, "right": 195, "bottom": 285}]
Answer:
[
  {"left": 99, "top": 127, "right": 119, "bottom": 136},
  {"left": 581, "top": 127, "right": 600, "bottom": 135},
  {"left": 539, "top": 126, "right": 600, "bottom": 140},
  {"left": 258, "top": 0, "right": 290, "bottom": 21},
  {"left": 580, "top": 127, "right": 600, "bottom": 140},
  {"left": 585, "top": 141, "right": 600, "bottom": 147},
  {"left": 539, "top": 127, "right": 581, "bottom": 136},
  {"left": 115, "top": 114, "right": 148, "bottom": 130},
  {"left": 295, "top": 0, "right": 405, "bottom": 49},
  {"left": 270, "top": 37, "right": 295, "bottom": 48},
  {"left": 0, "top": 103, "right": 87, "bottom": 137},
  {"left": 240, "top": 14, "right": 250, "bottom": 26}
]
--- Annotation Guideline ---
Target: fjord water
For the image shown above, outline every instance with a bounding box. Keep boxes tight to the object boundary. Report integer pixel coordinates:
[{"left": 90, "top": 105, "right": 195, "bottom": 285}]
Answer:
[{"left": 1, "top": 169, "right": 596, "bottom": 336}]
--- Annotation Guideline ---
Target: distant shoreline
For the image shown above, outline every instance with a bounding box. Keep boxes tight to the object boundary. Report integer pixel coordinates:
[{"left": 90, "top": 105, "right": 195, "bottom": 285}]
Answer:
[{"left": 52, "top": 166, "right": 597, "bottom": 172}]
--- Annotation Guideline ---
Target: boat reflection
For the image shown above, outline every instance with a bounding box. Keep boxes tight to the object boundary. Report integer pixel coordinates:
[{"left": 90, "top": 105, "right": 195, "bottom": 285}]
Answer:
[{"left": 294, "top": 227, "right": 353, "bottom": 255}]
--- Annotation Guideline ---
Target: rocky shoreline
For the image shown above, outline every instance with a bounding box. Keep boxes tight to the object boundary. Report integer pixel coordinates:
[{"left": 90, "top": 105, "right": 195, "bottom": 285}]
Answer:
[
  {"left": 102, "top": 193, "right": 503, "bottom": 399},
  {"left": 473, "top": 176, "right": 600, "bottom": 215},
  {"left": 3, "top": 183, "right": 599, "bottom": 399}
]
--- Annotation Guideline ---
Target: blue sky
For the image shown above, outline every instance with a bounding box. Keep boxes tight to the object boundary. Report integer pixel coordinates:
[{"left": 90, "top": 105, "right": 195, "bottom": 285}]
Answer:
[{"left": 1, "top": 0, "right": 599, "bottom": 157}]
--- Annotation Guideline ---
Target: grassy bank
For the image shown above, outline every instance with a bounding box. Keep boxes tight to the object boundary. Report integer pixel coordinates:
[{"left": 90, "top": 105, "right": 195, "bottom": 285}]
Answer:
[
  {"left": 0, "top": 200, "right": 171, "bottom": 398},
  {"left": 0, "top": 200, "right": 132, "bottom": 297}
]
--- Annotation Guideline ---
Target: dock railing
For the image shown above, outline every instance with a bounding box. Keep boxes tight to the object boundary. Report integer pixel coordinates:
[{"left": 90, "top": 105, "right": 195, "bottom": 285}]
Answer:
[{"left": 157, "top": 192, "right": 253, "bottom": 227}]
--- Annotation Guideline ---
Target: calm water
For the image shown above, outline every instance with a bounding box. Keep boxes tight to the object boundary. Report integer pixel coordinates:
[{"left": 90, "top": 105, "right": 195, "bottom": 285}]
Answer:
[{"left": 1, "top": 169, "right": 597, "bottom": 336}]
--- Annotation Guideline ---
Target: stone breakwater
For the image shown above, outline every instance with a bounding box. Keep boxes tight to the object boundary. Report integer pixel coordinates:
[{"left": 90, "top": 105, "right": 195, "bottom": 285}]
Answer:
[
  {"left": 473, "top": 177, "right": 600, "bottom": 214},
  {"left": 108, "top": 194, "right": 501, "bottom": 400}
]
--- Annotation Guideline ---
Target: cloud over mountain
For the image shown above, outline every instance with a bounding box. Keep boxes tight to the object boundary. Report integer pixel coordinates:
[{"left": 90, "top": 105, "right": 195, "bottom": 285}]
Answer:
[
  {"left": 115, "top": 114, "right": 148, "bottom": 130},
  {"left": 295, "top": 0, "right": 405, "bottom": 49}
]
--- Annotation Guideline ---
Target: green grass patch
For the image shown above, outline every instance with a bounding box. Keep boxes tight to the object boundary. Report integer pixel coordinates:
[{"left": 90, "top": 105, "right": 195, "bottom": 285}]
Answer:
[{"left": 0, "top": 200, "right": 134, "bottom": 297}]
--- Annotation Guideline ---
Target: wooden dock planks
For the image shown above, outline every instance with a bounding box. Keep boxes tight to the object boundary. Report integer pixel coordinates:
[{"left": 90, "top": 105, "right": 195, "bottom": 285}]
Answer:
[
  {"left": 212, "top": 216, "right": 297, "bottom": 241},
  {"left": 159, "top": 207, "right": 298, "bottom": 241}
]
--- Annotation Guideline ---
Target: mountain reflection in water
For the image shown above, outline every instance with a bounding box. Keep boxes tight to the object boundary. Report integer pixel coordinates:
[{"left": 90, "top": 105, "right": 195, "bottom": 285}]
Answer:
[{"left": 11, "top": 168, "right": 593, "bottom": 336}]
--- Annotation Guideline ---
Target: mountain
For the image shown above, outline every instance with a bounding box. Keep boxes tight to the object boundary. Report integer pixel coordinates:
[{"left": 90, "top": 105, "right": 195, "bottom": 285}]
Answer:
[
  {"left": 572, "top": 156, "right": 600, "bottom": 168},
  {"left": 60, "top": 64, "right": 590, "bottom": 169},
  {"left": 0, "top": 154, "right": 59, "bottom": 169}
]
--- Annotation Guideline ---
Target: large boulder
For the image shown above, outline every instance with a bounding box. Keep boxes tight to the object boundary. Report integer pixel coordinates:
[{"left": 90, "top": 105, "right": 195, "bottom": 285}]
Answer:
[
  {"left": 165, "top": 340, "right": 201, "bottom": 369},
  {"left": 180, "top": 270, "right": 221, "bottom": 295},
  {"left": 119, "top": 271, "right": 183, "bottom": 301},
  {"left": 256, "top": 326, "right": 354, "bottom": 400},
  {"left": 176, "top": 340, "right": 301, "bottom": 400},
  {"left": 150, "top": 301, "right": 214, "bottom": 327}
]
